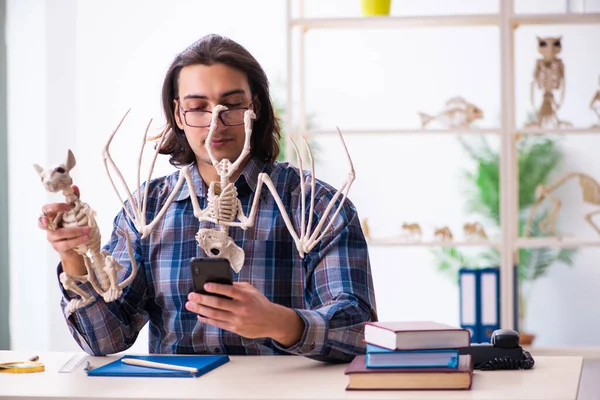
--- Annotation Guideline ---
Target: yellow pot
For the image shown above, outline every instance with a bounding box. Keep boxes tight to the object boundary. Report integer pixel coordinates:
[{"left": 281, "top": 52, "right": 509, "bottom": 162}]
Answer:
[{"left": 361, "top": 0, "right": 391, "bottom": 16}]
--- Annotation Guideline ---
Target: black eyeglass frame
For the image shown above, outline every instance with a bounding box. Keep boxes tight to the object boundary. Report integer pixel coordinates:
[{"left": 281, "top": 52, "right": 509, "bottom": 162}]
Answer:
[{"left": 177, "top": 101, "right": 253, "bottom": 128}]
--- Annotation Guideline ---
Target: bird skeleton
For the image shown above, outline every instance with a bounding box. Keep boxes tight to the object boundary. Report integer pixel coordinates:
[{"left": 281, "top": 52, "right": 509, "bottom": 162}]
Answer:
[{"left": 102, "top": 105, "right": 356, "bottom": 274}]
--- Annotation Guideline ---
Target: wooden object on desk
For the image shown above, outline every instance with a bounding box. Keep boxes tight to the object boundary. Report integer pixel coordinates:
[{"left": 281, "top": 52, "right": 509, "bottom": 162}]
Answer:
[{"left": 0, "top": 351, "right": 584, "bottom": 399}]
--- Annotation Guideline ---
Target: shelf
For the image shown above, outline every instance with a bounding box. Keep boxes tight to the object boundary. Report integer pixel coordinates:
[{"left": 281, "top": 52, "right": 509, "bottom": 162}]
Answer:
[
  {"left": 289, "top": 127, "right": 600, "bottom": 138},
  {"left": 514, "top": 127, "right": 600, "bottom": 136},
  {"left": 290, "top": 13, "right": 600, "bottom": 30},
  {"left": 515, "top": 237, "right": 600, "bottom": 248},
  {"left": 368, "top": 238, "right": 501, "bottom": 248},
  {"left": 289, "top": 128, "right": 500, "bottom": 137},
  {"left": 291, "top": 14, "right": 500, "bottom": 30},
  {"left": 366, "top": 237, "right": 600, "bottom": 248},
  {"left": 287, "top": 0, "right": 600, "bottom": 332},
  {"left": 511, "top": 13, "right": 600, "bottom": 26}
]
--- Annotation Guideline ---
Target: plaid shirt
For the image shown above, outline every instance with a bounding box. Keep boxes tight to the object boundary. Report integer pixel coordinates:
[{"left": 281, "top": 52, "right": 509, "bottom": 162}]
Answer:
[{"left": 59, "top": 156, "right": 377, "bottom": 362}]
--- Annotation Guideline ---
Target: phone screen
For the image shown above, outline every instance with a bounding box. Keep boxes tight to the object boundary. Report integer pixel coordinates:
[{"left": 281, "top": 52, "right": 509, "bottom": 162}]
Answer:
[{"left": 190, "top": 257, "right": 233, "bottom": 299}]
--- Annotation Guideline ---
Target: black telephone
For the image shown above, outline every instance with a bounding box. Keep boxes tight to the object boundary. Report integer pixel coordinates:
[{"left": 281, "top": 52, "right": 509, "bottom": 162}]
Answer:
[{"left": 458, "top": 329, "right": 535, "bottom": 370}]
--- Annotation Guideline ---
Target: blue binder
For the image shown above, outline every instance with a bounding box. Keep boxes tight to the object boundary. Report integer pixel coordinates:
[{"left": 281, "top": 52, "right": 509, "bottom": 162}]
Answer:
[
  {"left": 458, "top": 267, "right": 500, "bottom": 343},
  {"left": 458, "top": 268, "right": 479, "bottom": 342},
  {"left": 478, "top": 267, "right": 500, "bottom": 343},
  {"left": 87, "top": 354, "right": 230, "bottom": 378}
]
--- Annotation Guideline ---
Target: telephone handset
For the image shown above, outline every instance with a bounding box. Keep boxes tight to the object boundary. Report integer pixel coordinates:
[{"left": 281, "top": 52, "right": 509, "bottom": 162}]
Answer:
[{"left": 458, "top": 329, "right": 535, "bottom": 370}]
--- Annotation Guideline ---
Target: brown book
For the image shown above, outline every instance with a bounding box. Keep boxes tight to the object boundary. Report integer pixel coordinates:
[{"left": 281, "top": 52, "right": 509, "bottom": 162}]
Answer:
[
  {"left": 345, "top": 354, "right": 473, "bottom": 390},
  {"left": 364, "top": 321, "right": 471, "bottom": 350}
]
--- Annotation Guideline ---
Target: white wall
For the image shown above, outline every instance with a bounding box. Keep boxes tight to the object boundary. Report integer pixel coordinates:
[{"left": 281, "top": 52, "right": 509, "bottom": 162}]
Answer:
[
  {"left": 7, "top": 0, "right": 288, "bottom": 352},
  {"left": 6, "top": 0, "right": 77, "bottom": 352},
  {"left": 6, "top": 0, "right": 600, "bottom": 352}
]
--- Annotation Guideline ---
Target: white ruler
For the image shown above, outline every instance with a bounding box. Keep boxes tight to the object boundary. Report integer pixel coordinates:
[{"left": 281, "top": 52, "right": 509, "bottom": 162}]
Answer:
[{"left": 58, "top": 353, "right": 89, "bottom": 373}]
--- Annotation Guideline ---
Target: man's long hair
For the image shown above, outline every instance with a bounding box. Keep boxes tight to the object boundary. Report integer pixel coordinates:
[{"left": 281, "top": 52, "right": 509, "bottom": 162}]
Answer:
[{"left": 159, "top": 34, "right": 281, "bottom": 166}]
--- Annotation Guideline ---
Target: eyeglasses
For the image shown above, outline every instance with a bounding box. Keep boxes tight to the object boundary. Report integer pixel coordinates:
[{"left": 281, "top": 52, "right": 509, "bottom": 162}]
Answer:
[{"left": 178, "top": 103, "right": 253, "bottom": 128}]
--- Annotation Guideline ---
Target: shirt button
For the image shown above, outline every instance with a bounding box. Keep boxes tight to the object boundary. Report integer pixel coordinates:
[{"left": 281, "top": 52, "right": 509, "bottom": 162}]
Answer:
[{"left": 214, "top": 348, "right": 221, "bottom": 353}]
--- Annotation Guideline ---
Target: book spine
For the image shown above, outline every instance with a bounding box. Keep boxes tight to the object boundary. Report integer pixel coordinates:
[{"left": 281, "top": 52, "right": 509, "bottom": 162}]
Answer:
[{"left": 459, "top": 268, "right": 480, "bottom": 343}]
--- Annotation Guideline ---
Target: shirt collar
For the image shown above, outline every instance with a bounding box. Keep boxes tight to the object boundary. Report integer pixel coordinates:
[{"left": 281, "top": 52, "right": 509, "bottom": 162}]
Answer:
[
  {"left": 238, "top": 156, "right": 267, "bottom": 194},
  {"left": 174, "top": 157, "right": 267, "bottom": 202}
]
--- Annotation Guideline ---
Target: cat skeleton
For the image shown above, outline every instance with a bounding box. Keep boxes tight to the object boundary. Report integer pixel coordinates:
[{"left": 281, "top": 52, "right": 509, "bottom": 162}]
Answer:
[
  {"left": 34, "top": 151, "right": 138, "bottom": 313},
  {"left": 103, "top": 105, "right": 355, "bottom": 273}
]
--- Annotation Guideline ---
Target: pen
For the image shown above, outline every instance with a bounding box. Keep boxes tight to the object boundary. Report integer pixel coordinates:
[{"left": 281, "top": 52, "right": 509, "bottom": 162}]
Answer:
[{"left": 120, "top": 358, "right": 198, "bottom": 373}]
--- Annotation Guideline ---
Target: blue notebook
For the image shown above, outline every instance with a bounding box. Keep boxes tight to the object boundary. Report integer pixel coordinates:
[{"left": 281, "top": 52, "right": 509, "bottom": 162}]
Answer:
[{"left": 87, "top": 354, "right": 230, "bottom": 378}]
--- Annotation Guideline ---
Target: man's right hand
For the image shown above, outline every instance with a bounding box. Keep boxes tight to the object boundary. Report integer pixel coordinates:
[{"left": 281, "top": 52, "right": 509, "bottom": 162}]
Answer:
[{"left": 38, "top": 186, "right": 88, "bottom": 276}]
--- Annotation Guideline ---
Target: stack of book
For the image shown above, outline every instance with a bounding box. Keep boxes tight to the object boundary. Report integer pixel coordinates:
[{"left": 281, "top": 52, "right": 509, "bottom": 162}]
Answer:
[{"left": 345, "top": 321, "right": 474, "bottom": 391}]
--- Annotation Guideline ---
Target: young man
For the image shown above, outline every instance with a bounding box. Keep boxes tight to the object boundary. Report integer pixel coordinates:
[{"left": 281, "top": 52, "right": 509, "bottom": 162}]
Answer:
[{"left": 39, "top": 34, "right": 377, "bottom": 362}]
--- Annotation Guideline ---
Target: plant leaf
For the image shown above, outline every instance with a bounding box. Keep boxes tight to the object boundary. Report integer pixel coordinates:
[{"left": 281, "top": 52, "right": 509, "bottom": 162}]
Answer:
[{"left": 432, "top": 134, "right": 579, "bottom": 285}]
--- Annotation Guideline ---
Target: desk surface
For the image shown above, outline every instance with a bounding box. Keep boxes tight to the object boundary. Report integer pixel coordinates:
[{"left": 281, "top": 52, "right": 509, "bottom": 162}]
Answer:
[{"left": 0, "top": 351, "right": 583, "bottom": 400}]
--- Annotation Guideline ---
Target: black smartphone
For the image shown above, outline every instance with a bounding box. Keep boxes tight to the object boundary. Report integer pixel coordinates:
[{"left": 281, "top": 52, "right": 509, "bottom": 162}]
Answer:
[{"left": 190, "top": 257, "right": 233, "bottom": 300}]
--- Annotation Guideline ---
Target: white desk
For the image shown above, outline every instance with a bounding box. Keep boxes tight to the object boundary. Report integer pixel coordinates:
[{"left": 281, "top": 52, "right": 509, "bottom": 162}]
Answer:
[{"left": 0, "top": 351, "right": 583, "bottom": 400}]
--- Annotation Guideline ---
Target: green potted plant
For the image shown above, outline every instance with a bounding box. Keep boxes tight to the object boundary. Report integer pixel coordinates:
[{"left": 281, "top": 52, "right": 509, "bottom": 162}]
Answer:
[{"left": 431, "top": 134, "right": 578, "bottom": 344}]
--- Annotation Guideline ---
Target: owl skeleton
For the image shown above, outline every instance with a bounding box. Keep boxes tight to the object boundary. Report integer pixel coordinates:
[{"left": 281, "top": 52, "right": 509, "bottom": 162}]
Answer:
[{"left": 527, "top": 36, "right": 571, "bottom": 128}]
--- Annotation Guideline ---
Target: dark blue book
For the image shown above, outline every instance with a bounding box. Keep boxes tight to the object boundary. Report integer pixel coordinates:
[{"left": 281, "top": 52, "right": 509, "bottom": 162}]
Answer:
[{"left": 87, "top": 354, "right": 230, "bottom": 378}]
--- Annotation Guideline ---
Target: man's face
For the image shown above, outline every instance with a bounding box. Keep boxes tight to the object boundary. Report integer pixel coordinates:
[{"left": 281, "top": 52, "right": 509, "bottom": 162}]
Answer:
[{"left": 174, "top": 63, "right": 254, "bottom": 168}]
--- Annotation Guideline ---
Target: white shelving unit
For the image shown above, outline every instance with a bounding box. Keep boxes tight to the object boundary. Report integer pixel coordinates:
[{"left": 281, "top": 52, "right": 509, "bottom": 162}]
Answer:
[{"left": 285, "top": 0, "right": 600, "bottom": 331}]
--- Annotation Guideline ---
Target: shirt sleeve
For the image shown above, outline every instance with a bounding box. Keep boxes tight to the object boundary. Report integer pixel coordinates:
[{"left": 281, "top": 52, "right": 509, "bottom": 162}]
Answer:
[
  {"left": 58, "top": 209, "right": 150, "bottom": 356},
  {"left": 272, "top": 184, "right": 378, "bottom": 362}
]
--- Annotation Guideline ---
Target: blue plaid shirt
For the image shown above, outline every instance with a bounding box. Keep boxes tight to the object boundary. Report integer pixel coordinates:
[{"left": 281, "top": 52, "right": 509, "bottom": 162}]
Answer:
[{"left": 59, "top": 156, "right": 377, "bottom": 362}]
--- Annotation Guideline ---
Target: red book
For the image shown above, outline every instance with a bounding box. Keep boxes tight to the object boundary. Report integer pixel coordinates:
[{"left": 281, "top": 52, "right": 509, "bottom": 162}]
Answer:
[
  {"left": 364, "top": 321, "right": 471, "bottom": 351},
  {"left": 345, "top": 354, "right": 473, "bottom": 390}
]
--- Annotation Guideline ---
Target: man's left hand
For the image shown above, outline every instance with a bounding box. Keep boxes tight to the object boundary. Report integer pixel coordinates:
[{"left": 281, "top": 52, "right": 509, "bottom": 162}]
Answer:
[{"left": 185, "top": 282, "right": 304, "bottom": 347}]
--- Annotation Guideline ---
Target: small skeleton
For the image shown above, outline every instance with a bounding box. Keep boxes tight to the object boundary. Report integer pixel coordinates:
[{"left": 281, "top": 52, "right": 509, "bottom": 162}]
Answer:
[
  {"left": 361, "top": 218, "right": 370, "bottom": 242},
  {"left": 418, "top": 97, "right": 483, "bottom": 129},
  {"left": 463, "top": 221, "right": 488, "bottom": 240},
  {"left": 34, "top": 151, "right": 137, "bottom": 312},
  {"left": 103, "top": 105, "right": 355, "bottom": 273},
  {"left": 525, "top": 172, "right": 600, "bottom": 237},
  {"left": 434, "top": 226, "right": 453, "bottom": 241},
  {"left": 590, "top": 76, "right": 600, "bottom": 128},
  {"left": 401, "top": 222, "right": 422, "bottom": 241},
  {"left": 526, "top": 36, "right": 572, "bottom": 129}
]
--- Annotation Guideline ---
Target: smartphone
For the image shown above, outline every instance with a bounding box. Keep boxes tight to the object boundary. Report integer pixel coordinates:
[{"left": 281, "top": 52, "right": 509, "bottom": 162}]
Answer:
[{"left": 190, "top": 257, "right": 233, "bottom": 300}]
